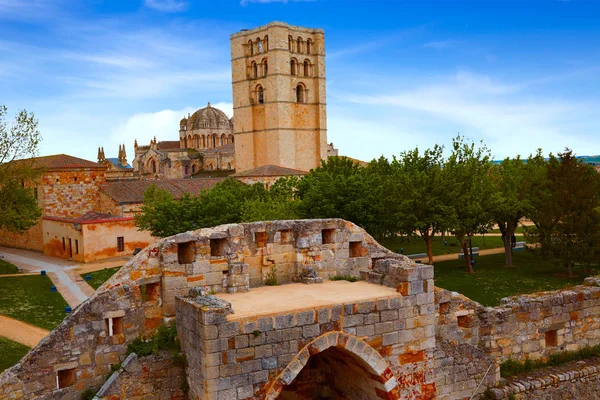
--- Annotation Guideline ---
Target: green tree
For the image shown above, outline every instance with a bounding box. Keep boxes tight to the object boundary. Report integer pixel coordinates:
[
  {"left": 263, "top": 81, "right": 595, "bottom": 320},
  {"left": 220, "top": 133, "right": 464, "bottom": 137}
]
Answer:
[
  {"left": 241, "top": 176, "right": 301, "bottom": 222},
  {"left": 135, "top": 178, "right": 268, "bottom": 237},
  {"left": 528, "top": 150, "right": 600, "bottom": 277},
  {"left": 296, "top": 157, "right": 376, "bottom": 234},
  {"left": 445, "top": 136, "right": 496, "bottom": 272},
  {"left": 393, "top": 145, "right": 454, "bottom": 265},
  {"left": 0, "top": 106, "right": 42, "bottom": 232},
  {"left": 490, "top": 155, "right": 537, "bottom": 267}
]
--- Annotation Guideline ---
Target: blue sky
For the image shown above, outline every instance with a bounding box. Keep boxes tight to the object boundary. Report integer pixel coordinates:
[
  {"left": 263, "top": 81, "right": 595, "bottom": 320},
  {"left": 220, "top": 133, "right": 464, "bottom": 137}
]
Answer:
[{"left": 1, "top": 0, "right": 599, "bottom": 163}]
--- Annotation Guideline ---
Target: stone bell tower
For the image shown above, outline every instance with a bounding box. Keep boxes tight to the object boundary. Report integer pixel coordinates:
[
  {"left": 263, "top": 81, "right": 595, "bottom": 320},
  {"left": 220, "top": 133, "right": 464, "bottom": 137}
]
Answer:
[{"left": 231, "top": 21, "right": 327, "bottom": 173}]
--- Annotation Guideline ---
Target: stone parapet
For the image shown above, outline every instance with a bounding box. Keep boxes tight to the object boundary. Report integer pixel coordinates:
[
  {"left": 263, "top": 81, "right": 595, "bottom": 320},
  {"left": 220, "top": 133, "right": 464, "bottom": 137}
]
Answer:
[{"left": 486, "top": 357, "right": 600, "bottom": 399}]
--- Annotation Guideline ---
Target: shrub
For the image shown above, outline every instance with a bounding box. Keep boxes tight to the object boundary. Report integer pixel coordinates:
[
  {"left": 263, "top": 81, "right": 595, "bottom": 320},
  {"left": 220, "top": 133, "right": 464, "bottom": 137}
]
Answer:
[
  {"left": 264, "top": 266, "right": 278, "bottom": 286},
  {"left": 127, "top": 323, "right": 180, "bottom": 357}
]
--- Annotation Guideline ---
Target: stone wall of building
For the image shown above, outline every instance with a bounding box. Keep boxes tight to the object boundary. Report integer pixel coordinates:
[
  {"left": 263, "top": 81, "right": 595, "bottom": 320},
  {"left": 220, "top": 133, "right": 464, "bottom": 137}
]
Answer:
[
  {"left": 41, "top": 169, "right": 106, "bottom": 218},
  {"left": 95, "top": 353, "right": 187, "bottom": 400},
  {"left": 0, "top": 220, "right": 44, "bottom": 252}
]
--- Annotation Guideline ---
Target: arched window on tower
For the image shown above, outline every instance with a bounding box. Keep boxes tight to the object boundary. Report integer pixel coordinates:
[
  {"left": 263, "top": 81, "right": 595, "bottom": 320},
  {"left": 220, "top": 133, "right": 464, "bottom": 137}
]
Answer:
[
  {"left": 221, "top": 134, "right": 226, "bottom": 146},
  {"left": 264, "top": 35, "right": 268, "bottom": 52},
  {"left": 228, "top": 134, "right": 234, "bottom": 144},
  {"left": 304, "top": 60, "right": 310, "bottom": 77},
  {"left": 212, "top": 134, "right": 217, "bottom": 148},
  {"left": 252, "top": 61, "right": 258, "bottom": 78},
  {"left": 296, "top": 84, "right": 305, "bottom": 103},
  {"left": 256, "top": 85, "right": 264, "bottom": 104},
  {"left": 185, "top": 165, "right": 189, "bottom": 175},
  {"left": 288, "top": 35, "right": 293, "bottom": 51},
  {"left": 291, "top": 59, "right": 297, "bottom": 76},
  {"left": 151, "top": 160, "right": 157, "bottom": 173},
  {"left": 257, "top": 38, "right": 263, "bottom": 54},
  {"left": 297, "top": 37, "right": 302, "bottom": 53},
  {"left": 262, "top": 58, "right": 268, "bottom": 76},
  {"left": 248, "top": 40, "right": 253, "bottom": 56},
  {"left": 202, "top": 135, "right": 206, "bottom": 148},
  {"left": 195, "top": 135, "right": 200, "bottom": 148},
  {"left": 307, "top": 39, "right": 312, "bottom": 54}
]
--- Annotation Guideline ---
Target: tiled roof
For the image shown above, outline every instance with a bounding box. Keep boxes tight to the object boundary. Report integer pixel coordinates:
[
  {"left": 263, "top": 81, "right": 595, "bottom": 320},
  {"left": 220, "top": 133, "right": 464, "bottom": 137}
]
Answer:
[
  {"left": 14, "top": 154, "right": 105, "bottom": 170},
  {"left": 232, "top": 165, "right": 307, "bottom": 178},
  {"left": 75, "top": 211, "right": 123, "bottom": 222},
  {"left": 157, "top": 141, "right": 180, "bottom": 150},
  {"left": 100, "top": 178, "right": 226, "bottom": 204}
]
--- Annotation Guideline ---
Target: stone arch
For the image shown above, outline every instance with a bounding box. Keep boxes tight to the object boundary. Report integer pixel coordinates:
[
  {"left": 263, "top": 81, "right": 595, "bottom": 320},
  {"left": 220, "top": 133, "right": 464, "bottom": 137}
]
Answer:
[
  {"left": 220, "top": 133, "right": 227, "bottom": 146},
  {"left": 228, "top": 134, "right": 234, "bottom": 144},
  {"left": 265, "top": 331, "right": 398, "bottom": 400},
  {"left": 306, "top": 38, "right": 313, "bottom": 54}
]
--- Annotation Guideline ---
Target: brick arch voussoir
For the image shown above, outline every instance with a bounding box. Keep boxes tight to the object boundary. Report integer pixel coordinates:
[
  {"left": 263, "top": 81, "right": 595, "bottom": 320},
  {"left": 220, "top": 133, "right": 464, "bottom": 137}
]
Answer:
[{"left": 264, "top": 331, "right": 398, "bottom": 400}]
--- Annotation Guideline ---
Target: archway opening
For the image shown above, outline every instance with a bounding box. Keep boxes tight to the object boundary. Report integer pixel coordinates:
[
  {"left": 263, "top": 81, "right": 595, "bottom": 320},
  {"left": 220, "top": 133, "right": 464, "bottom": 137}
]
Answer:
[{"left": 276, "top": 346, "right": 392, "bottom": 400}]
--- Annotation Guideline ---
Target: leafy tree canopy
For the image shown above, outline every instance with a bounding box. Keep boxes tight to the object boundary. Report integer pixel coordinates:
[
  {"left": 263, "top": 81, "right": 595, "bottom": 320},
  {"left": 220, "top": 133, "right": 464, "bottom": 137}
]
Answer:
[{"left": 0, "top": 106, "right": 42, "bottom": 233}]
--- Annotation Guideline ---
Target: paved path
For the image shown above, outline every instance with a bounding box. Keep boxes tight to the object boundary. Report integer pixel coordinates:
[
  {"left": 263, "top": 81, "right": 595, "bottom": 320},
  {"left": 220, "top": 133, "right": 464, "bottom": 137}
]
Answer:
[
  {"left": 0, "top": 247, "right": 90, "bottom": 307},
  {"left": 416, "top": 247, "right": 507, "bottom": 263},
  {"left": 0, "top": 314, "right": 49, "bottom": 348}
]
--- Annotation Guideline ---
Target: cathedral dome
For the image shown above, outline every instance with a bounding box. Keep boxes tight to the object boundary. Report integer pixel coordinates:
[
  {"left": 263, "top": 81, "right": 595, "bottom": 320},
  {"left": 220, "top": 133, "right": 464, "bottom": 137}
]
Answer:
[{"left": 188, "top": 103, "right": 231, "bottom": 130}]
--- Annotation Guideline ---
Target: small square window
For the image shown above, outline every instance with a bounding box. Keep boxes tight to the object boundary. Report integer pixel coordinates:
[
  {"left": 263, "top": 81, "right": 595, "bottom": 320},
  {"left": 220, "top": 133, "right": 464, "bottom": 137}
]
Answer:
[
  {"left": 210, "top": 238, "right": 227, "bottom": 257},
  {"left": 545, "top": 330, "right": 558, "bottom": 347},
  {"left": 255, "top": 232, "right": 267, "bottom": 248},
  {"left": 56, "top": 368, "right": 76, "bottom": 389},
  {"left": 143, "top": 282, "right": 160, "bottom": 302},
  {"left": 278, "top": 229, "right": 293, "bottom": 244},
  {"left": 349, "top": 241, "right": 363, "bottom": 257},
  {"left": 322, "top": 229, "right": 335, "bottom": 244},
  {"left": 73, "top": 177, "right": 77, "bottom": 182},
  {"left": 457, "top": 315, "right": 474, "bottom": 328},
  {"left": 177, "top": 241, "right": 195, "bottom": 264},
  {"left": 105, "top": 316, "right": 123, "bottom": 336}
]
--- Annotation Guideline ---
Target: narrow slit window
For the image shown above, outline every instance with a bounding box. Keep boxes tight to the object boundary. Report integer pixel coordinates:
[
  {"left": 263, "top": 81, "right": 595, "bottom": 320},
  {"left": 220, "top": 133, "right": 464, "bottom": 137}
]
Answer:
[{"left": 117, "top": 236, "right": 124, "bottom": 252}]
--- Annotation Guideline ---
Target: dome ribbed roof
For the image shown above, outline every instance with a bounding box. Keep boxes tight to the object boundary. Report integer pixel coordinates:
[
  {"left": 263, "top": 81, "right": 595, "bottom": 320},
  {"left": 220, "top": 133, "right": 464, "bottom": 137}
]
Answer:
[{"left": 188, "top": 103, "right": 231, "bottom": 130}]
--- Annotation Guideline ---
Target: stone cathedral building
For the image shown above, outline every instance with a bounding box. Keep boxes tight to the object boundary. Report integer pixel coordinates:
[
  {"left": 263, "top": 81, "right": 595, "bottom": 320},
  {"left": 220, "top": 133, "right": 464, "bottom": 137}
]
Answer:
[{"left": 132, "top": 21, "right": 329, "bottom": 180}]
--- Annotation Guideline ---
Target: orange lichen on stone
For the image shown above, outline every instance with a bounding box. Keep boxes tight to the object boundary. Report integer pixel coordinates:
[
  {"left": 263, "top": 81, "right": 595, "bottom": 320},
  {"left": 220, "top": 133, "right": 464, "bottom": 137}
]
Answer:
[{"left": 398, "top": 350, "right": 425, "bottom": 364}]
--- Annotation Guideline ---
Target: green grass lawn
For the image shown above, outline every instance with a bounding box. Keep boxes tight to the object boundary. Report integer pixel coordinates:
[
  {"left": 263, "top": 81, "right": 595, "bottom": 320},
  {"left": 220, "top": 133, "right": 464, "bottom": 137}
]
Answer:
[
  {"left": 80, "top": 266, "right": 121, "bottom": 290},
  {"left": 0, "top": 259, "right": 19, "bottom": 275},
  {"left": 433, "top": 251, "right": 588, "bottom": 306},
  {"left": 380, "top": 234, "right": 524, "bottom": 256},
  {"left": 0, "top": 337, "right": 30, "bottom": 373},
  {"left": 0, "top": 276, "right": 69, "bottom": 330}
]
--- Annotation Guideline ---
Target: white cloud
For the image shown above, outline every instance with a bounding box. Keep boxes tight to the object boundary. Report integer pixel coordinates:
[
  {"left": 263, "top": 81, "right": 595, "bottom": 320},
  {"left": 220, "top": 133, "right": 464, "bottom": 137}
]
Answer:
[
  {"left": 144, "top": 0, "right": 188, "bottom": 12},
  {"left": 338, "top": 70, "right": 599, "bottom": 159}
]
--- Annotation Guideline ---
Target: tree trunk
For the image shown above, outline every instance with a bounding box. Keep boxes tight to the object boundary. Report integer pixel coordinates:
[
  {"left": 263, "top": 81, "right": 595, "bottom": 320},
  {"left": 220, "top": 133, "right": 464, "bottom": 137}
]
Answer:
[
  {"left": 426, "top": 235, "right": 434, "bottom": 265},
  {"left": 462, "top": 241, "right": 474, "bottom": 273},
  {"left": 503, "top": 233, "right": 514, "bottom": 267},
  {"left": 567, "top": 259, "right": 574, "bottom": 278}
]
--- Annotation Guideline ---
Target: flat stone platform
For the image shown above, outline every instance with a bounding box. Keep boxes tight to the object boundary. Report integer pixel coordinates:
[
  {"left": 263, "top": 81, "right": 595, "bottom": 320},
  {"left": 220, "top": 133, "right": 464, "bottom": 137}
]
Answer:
[{"left": 215, "top": 280, "right": 400, "bottom": 320}]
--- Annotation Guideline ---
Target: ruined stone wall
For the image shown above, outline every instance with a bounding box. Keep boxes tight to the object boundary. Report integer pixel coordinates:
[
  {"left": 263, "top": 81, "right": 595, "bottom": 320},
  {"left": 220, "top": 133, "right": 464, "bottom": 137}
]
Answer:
[
  {"left": 0, "top": 219, "right": 411, "bottom": 399},
  {"left": 0, "top": 283, "right": 161, "bottom": 399},
  {"left": 486, "top": 357, "right": 600, "bottom": 399},
  {"left": 95, "top": 353, "right": 187, "bottom": 400},
  {"left": 434, "top": 279, "right": 600, "bottom": 398},
  {"left": 176, "top": 260, "right": 437, "bottom": 400}
]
